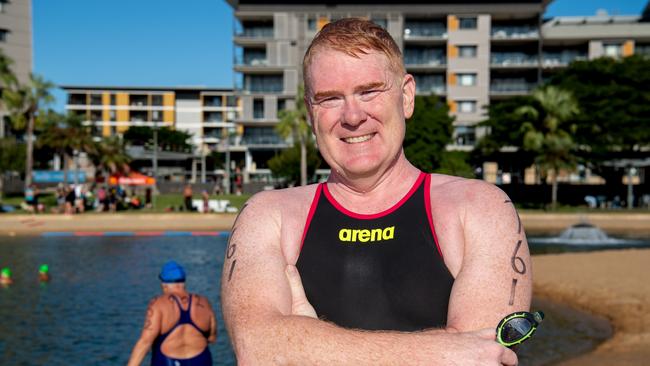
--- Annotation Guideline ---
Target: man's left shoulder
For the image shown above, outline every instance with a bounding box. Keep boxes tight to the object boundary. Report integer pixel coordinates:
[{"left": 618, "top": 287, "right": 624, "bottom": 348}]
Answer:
[{"left": 429, "top": 174, "right": 506, "bottom": 204}]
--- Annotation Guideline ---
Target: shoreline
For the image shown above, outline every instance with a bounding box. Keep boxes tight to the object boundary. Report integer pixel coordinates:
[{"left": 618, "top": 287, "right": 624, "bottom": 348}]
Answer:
[
  {"left": 1, "top": 212, "right": 649, "bottom": 236},
  {"left": 2, "top": 212, "right": 649, "bottom": 364}
]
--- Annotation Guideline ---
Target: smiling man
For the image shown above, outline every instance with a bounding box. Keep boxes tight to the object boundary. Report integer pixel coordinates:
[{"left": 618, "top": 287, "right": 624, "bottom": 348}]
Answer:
[{"left": 221, "top": 18, "right": 531, "bottom": 365}]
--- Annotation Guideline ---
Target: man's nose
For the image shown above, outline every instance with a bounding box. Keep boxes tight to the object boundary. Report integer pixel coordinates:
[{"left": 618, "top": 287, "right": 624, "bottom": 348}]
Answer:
[{"left": 341, "top": 96, "right": 367, "bottom": 127}]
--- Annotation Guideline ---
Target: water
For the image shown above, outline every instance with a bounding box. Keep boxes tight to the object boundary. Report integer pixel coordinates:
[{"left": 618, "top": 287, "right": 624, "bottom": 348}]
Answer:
[
  {"left": 0, "top": 236, "right": 626, "bottom": 365},
  {"left": 0, "top": 236, "right": 235, "bottom": 366}
]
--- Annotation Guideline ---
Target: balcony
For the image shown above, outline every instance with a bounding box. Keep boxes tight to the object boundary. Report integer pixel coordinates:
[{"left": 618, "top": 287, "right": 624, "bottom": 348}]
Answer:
[
  {"left": 542, "top": 52, "right": 588, "bottom": 68},
  {"left": 490, "top": 79, "right": 537, "bottom": 98},
  {"left": 234, "top": 54, "right": 283, "bottom": 74},
  {"left": 68, "top": 94, "right": 86, "bottom": 106},
  {"left": 491, "top": 53, "right": 538, "bottom": 68},
  {"left": 234, "top": 23, "right": 274, "bottom": 46},
  {"left": 413, "top": 74, "right": 446, "bottom": 95},
  {"left": 242, "top": 75, "right": 283, "bottom": 94},
  {"left": 403, "top": 20, "right": 447, "bottom": 44},
  {"left": 491, "top": 25, "right": 538, "bottom": 41},
  {"left": 241, "top": 135, "right": 288, "bottom": 147}
]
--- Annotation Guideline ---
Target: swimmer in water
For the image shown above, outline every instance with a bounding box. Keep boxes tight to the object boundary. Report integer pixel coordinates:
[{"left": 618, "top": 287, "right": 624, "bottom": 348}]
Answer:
[
  {"left": 39, "top": 264, "right": 50, "bottom": 282},
  {"left": 1, "top": 267, "right": 13, "bottom": 286}
]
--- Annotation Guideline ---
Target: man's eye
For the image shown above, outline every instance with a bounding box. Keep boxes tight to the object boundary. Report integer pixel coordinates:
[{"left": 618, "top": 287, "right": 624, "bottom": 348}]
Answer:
[
  {"left": 318, "top": 97, "right": 342, "bottom": 108},
  {"left": 359, "top": 90, "right": 381, "bottom": 100}
]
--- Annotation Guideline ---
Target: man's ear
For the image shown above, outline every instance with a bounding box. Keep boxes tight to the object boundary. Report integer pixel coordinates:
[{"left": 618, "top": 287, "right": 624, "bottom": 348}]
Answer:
[{"left": 402, "top": 74, "right": 416, "bottom": 119}]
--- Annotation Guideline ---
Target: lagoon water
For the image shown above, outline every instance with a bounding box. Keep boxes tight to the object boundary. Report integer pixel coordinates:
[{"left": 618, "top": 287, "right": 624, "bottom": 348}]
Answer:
[{"left": 0, "top": 235, "right": 617, "bottom": 365}]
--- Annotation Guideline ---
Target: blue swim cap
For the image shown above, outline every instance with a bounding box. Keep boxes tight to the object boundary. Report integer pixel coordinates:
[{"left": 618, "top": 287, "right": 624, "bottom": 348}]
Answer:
[{"left": 158, "top": 261, "right": 186, "bottom": 283}]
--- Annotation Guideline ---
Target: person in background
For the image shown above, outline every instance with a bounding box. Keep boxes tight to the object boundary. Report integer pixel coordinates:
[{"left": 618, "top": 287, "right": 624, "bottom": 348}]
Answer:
[
  {"left": 201, "top": 190, "right": 210, "bottom": 213},
  {"left": 183, "top": 184, "right": 194, "bottom": 211},
  {"left": 0, "top": 267, "right": 13, "bottom": 286},
  {"left": 127, "top": 261, "right": 217, "bottom": 366},
  {"left": 38, "top": 264, "right": 50, "bottom": 282}
]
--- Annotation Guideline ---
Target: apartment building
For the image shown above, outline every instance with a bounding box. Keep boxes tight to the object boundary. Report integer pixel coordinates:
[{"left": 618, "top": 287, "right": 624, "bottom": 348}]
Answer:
[
  {"left": 0, "top": 0, "right": 32, "bottom": 137},
  {"left": 227, "top": 0, "right": 650, "bottom": 182},
  {"left": 62, "top": 86, "right": 243, "bottom": 182}
]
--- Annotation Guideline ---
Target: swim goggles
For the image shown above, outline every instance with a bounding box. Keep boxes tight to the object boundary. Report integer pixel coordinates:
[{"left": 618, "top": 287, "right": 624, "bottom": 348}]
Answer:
[{"left": 496, "top": 311, "right": 544, "bottom": 347}]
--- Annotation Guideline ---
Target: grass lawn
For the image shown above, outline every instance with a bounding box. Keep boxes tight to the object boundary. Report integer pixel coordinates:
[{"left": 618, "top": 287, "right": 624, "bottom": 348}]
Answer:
[{"left": 0, "top": 192, "right": 251, "bottom": 214}]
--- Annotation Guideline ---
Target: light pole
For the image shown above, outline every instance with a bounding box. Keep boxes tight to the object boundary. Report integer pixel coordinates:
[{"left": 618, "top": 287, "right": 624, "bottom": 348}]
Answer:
[{"left": 152, "top": 122, "right": 158, "bottom": 209}]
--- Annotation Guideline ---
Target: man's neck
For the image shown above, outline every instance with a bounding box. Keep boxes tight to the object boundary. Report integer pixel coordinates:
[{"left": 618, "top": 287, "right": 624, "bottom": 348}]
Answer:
[{"left": 327, "top": 155, "right": 421, "bottom": 213}]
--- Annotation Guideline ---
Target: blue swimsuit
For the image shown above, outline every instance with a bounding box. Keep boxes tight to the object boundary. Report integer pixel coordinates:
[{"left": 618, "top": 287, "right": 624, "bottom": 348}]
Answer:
[{"left": 151, "top": 295, "right": 212, "bottom": 366}]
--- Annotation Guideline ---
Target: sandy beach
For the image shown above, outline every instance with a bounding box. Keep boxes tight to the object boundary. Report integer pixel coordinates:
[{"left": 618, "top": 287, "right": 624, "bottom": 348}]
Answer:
[{"left": 1, "top": 212, "right": 649, "bottom": 364}]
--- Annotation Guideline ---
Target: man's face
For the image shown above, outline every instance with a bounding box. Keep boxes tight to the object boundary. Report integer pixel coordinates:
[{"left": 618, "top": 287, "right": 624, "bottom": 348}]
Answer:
[{"left": 305, "top": 48, "right": 415, "bottom": 179}]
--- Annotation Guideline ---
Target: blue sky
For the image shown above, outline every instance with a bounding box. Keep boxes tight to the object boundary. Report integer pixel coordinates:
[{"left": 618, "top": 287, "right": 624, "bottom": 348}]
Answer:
[{"left": 32, "top": 0, "right": 648, "bottom": 111}]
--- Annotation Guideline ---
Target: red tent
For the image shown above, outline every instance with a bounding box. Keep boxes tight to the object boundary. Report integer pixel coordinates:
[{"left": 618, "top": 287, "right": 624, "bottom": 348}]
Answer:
[{"left": 109, "top": 172, "right": 156, "bottom": 186}]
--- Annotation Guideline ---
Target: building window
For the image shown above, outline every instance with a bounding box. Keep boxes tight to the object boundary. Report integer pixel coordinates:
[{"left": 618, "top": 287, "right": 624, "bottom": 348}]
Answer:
[
  {"left": 459, "top": 17, "right": 477, "bottom": 30},
  {"left": 253, "top": 99, "right": 264, "bottom": 119},
  {"left": 110, "top": 94, "right": 116, "bottom": 106},
  {"left": 457, "top": 73, "right": 477, "bottom": 86},
  {"left": 277, "top": 99, "right": 286, "bottom": 116},
  {"left": 371, "top": 17, "right": 387, "bottom": 29},
  {"left": 458, "top": 45, "right": 477, "bottom": 58},
  {"left": 152, "top": 95, "right": 163, "bottom": 106},
  {"left": 307, "top": 16, "right": 317, "bottom": 31},
  {"left": 603, "top": 43, "right": 623, "bottom": 58},
  {"left": 68, "top": 94, "right": 86, "bottom": 105},
  {"left": 245, "top": 75, "right": 283, "bottom": 93},
  {"left": 0, "top": 29, "right": 8, "bottom": 42},
  {"left": 457, "top": 100, "right": 477, "bottom": 113},
  {"left": 90, "top": 94, "right": 102, "bottom": 106},
  {"left": 110, "top": 110, "right": 116, "bottom": 121},
  {"left": 226, "top": 95, "right": 238, "bottom": 107},
  {"left": 454, "top": 126, "right": 476, "bottom": 146},
  {"left": 152, "top": 110, "right": 163, "bottom": 122}
]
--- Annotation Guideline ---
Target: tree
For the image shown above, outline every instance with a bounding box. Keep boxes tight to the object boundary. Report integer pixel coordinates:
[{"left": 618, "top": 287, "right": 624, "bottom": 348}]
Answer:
[
  {"left": 2, "top": 73, "right": 54, "bottom": 188},
  {"left": 516, "top": 85, "right": 579, "bottom": 210},
  {"left": 123, "top": 125, "right": 192, "bottom": 152},
  {"left": 403, "top": 95, "right": 454, "bottom": 172},
  {"left": 549, "top": 55, "right": 650, "bottom": 158},
  {"left": 276, "top": 85, "right": 311, "bottom": 186},
  {"left": 268, "top": 140, "right": 321, "bottom": 186},
  {"left": 39, "top": 111, "right": 96, "bottom": 184},
  {"left": 90, "top": 136, "right": 132, "bottom": 177}
]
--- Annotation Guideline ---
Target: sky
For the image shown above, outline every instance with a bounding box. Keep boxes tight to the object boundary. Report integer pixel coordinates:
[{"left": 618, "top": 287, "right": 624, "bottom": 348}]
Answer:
[{"left": 31, "top": 0, "right": 648, "bottom": 111}]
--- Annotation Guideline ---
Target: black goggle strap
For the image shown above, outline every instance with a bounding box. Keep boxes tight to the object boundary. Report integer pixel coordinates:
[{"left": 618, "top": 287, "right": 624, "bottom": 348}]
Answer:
[{"left": 496, "top": 311, "right": 544, "bottom": 347}]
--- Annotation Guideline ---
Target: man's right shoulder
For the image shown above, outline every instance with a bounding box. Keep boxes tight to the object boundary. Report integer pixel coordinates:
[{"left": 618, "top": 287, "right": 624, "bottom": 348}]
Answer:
[{"left": 242, "top": 184, "right": 320, "bottom": 217}]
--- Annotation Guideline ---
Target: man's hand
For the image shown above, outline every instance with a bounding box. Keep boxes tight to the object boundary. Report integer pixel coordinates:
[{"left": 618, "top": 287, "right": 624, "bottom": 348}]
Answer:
[{"left": 285, "top": 265, "right": 317, "bottom": 318}]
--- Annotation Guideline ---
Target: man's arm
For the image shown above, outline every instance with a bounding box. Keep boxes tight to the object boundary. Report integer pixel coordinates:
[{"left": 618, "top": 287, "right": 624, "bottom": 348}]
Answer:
[
  {"left": 127, "top": 298, "right": 162, "bottom": 366},
  {"left": 446, "top": 180, "right": 533, "bottom": 332},
  {"left": 221, "top": 192, "right": 517, "bottom": 365}
]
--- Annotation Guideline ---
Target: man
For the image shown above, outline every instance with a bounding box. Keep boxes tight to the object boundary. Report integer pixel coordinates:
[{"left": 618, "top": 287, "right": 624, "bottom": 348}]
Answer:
[
  {"left": 221, "top": 18, "right": 531, "bottom": 365},
  {"left": 128, "top": 261, "right": 217, "bottom": 366}
]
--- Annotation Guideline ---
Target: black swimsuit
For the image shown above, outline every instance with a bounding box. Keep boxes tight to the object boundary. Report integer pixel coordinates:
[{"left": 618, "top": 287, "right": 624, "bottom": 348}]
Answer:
[{"left": 296, "top": 172, "right": 454, "bottom": 331}]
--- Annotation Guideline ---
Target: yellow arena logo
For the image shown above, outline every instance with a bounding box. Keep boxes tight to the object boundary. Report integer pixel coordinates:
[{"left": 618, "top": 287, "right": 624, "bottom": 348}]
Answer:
[{"left": 338, "top": 226, "right": 395, "bottom": 243}]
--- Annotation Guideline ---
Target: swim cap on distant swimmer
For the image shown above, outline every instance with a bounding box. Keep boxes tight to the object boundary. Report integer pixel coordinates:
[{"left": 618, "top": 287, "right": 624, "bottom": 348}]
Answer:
[
  {"left": 158, "top": 261, "right": 186, "bottom": 283},
  {"left": 1, "top": 267, "right": 11, "bottom": 278},
  {"left": 39, "top": 264, "right": 49, "bottom": 274}
]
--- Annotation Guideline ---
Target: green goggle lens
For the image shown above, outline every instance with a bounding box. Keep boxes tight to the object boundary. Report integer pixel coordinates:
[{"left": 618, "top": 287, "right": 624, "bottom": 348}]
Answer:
[{"left": 496, "top": 311, "right": 544, "bottom": 347}]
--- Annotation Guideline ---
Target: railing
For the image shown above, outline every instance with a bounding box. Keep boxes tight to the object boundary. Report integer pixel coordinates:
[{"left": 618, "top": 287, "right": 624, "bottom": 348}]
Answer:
[
  {"left": 542, "top": 53, "right": 588, "bottom": 67},
  {"left": 236, "top": 27, "right": 274, "bottom": 38},
  {"left": 416, "top": 85, "right": 446, "bottom": 94},
  {"left": 490, "top": 81, "right": 537, "bottom": 93},
  {"left": 241, "top": 136, "right": 287, "bottom": 145},
  {"left": 491, "top": 26, "right": 538, "bottom": 39},
  {"left": 491, "top": 53, "right": 538, "bottom": 66},
  {"left": 404, "top": 22, "right": 447, "bottom": 38},
  {"left": 234, "top": 54, "right": 269, "bottom": 66},
  {"left": 404, "top": 57, "right": 446, "bottom": 66}
]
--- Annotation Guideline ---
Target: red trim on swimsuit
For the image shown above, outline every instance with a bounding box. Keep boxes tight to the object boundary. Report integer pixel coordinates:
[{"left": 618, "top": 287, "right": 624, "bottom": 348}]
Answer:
[
  {"left": 424, "top": 174, "right": 444, "bottom": 260},
  {"left": 299, "top": 184, "right": 323, "bottom": 251},
  {"left": 322, "top": 172, "right": 426, "bottom": 220}
]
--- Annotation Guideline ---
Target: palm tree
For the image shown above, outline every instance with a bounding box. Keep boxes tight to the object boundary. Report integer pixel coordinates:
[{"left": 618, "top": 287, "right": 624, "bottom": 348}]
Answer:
[
  {"left": 275, "top": 85, "right": 311, "bottom": 186},
  {"left": 516, "top": 85, "right": 580, "bottom": 210},
  {"left": 90, "top": 136, "right": 131, "bottom": 178},
  {"left": 0, "top": 50, "right": 18, "bottom": 200},
  {"left": 39, "top": 111, "right": 96, "bottom": 184},
  {"left": 2, "top": 73, "right": 54, "bottom": 188}
]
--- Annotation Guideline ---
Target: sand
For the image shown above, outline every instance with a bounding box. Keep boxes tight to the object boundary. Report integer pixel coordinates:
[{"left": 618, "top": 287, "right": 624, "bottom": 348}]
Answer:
[
  {"left": 533, "top": 249, "right": 650, "bottom": 366},
  {"left": 1, "top": 212, "right": 650, "bottom": 364}
]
